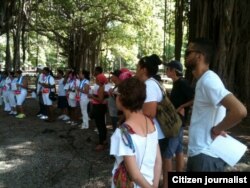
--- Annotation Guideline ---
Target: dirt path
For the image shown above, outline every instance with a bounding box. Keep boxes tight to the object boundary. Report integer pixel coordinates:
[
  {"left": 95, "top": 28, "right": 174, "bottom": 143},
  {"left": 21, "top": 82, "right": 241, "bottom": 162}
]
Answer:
[{"left": 0, "top": 98, "right": 249, "bottom": 188}]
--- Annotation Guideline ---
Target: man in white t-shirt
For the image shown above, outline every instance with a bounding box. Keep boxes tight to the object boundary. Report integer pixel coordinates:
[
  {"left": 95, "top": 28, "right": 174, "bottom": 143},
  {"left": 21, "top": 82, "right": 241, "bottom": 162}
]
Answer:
[{"left": 185, "top": 38, "right": 247, "bottom": 171}]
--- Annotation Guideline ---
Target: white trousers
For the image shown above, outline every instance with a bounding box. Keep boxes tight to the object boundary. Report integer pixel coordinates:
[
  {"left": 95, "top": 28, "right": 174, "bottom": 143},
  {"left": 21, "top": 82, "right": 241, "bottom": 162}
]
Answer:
[
  {"left": 8, "top": 91, "right": 16, "bottom": 107},
  {"left": 16, "top": 89, "right": 27, "bottom": 106},
  {"left": 42, "top": 93, "right": 52, "bottom": 106},
  {"left": 80, "top": 98, "right": 89, "bottom": 127},
  {"left": 2, "top": 90, "right": 11, "bottom": 110}
]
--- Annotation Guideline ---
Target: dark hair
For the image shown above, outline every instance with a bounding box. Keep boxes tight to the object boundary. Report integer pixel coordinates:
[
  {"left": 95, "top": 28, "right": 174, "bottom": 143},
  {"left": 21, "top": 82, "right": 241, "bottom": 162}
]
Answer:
[
  {"left": 94, "top": 66, "right": 103, "bottom": 74},
  {"left": 190, "top": 38, "right": 216, "bottom": 65},
  {"left": 43, "top": 67, "right": 50, "bottom": 73},
  {"left": 70, "top": 70, "right": 78, "bottom": 78},
  {"left": 82, "top": 70, "right": 90, "bottom": 80},
  {"left": 49, "top": 70, "right": 54, "bottom": 77},
  {"left": 152, "top": 74, "right": 162, "bottom": 82},
  {"left": 16, "top": 70, "right": 22, "bottom": 75},
  {"left": 138, "top": 54, "right": 162, "bottom": 77},
  {"left": 9, "top": 71, "right": 15, "bottom": 77},
  {"left": 117, "top": 77, "right": 146, "bottom": 112},
  {"left": 57, "top": 69, "right": 64, "bottom": 76},
  {"left": 3, "top": 71, "right": 8, "bottom": 76}
]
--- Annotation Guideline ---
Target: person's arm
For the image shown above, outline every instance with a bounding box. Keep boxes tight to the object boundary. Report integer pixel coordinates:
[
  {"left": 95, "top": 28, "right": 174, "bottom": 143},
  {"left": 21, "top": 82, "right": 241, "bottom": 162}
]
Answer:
[
  {"left": 82, "top": 84, "right": 90, "bottom": 94},
  {"left": 19, "top": 77, "right": 28, "bottom": 89},
  {"left": 89, "top": 85, "right": 105, "bottom": 102},
  {"left": 176, "top": 100, "right": 193, "bottom": 114},
  {"left": 142, "top": 102, "right": 158, "bottom": 119},
  {"left": 211, "top": 94, "right": 247, "bottom": 139},
  {"left": 153, "top": 144, "right": 162, "bottom": 188},
  {"left": 124, "top": 156, "right": 153, "bottom": 188}
]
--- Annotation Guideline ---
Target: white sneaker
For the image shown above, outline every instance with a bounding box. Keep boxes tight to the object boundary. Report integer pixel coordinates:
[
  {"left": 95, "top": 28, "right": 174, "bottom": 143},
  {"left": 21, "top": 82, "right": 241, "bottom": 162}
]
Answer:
[
  {"left": 66, "top": 120, "right": 72, "bottom": 124},
  {"left": 58, "top": 114, "right": 65, "bottom": 120},
  {"left": 71, "top": 121, "right": 78, "bottom": 126},
  {"left": 9, "top": 111, "right": 14, "bottom": 115},
  {"left": 4, "top": 107, "right": 11, "bottom": 112},
  {"left": 80, "top": 124, "right": 87, "bottom": 129},
  {"left": 62, "top": 115, "right": 70, "bottom": 121},
  {"left": 40, "top": 115, "right": 48, "bottom": 120},
  {"left": 37, "top": 114, "right": 43, "bottom": 117},
  {"left": 12, "top": 111, "right": 17, "bottom": 115}
]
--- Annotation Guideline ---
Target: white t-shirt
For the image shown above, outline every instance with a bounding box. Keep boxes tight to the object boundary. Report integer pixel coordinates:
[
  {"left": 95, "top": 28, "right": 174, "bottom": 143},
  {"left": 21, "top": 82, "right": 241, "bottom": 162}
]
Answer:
[
  {"left": 79, "top": 79, "right": 90, "bottom": 100},
  {"left": 58, "top": 78, "right": 66, "bottom": 96},
  {"left": 110, "top": 126, "right": 158, "bottom": 188},
  {"left": 144, "top": 78, "right": 165, "bottom": 139},
  {"left": 41, "top": 75, "right": 55, "bottom": 92},
  {"left": 5, "top": 77, "right": 11, "bottom": 91},
  {"left": 37, "top": 73, "right": 45, "bottom": 93},
  {"left": 11, "top": 78, "right": 18, "bottom": 91},
  {"left": 188, "top": 70, "right": 231, "bottom": 157},
  {"left": 68, "top": 79, "right": 80, "bottom": 91}
]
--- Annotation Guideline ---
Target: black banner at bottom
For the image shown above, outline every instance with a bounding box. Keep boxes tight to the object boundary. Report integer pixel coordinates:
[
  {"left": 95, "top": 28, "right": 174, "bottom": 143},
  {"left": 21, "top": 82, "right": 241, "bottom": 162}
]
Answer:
[{"left": 168, "top": 172, "right": 250, "bottom": 187}]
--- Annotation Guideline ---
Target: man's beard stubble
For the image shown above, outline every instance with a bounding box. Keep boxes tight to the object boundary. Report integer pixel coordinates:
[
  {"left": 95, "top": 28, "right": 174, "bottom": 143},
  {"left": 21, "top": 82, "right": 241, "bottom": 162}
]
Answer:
[{"left": 184, "top": 59, "right": 197, "bottom": 71}]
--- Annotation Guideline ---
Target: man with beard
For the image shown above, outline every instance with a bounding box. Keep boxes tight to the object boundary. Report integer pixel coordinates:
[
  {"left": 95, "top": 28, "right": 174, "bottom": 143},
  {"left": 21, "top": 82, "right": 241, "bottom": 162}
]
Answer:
[{"left": 185, "top": 38, "right": 247, "bottom": 171}]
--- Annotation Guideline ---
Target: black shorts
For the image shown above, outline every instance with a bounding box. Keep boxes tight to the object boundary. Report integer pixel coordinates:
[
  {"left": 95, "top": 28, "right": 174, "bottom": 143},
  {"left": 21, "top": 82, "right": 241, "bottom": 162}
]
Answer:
[{"left": 57, "top": 96, "right": 69, "bottom": 109}]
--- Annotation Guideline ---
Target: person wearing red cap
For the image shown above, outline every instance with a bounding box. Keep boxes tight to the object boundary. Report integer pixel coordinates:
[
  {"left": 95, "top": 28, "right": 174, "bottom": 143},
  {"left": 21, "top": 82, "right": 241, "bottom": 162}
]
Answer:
[{"left": 89, "top": 67, "right": 108, "bottom": 151}]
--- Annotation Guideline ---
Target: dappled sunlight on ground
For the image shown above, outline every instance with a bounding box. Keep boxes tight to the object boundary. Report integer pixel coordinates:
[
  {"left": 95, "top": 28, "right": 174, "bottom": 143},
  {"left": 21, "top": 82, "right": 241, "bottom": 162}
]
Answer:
[{"left": 0, "top": 159, "right": 26, "bottom": 172}]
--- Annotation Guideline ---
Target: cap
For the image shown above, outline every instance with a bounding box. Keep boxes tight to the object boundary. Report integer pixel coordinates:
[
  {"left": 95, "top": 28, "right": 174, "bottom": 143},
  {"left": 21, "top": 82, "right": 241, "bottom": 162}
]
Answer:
[
  {"left": 96, "top": 73, "right": 108, "bottom": 85},
  {"left": 120, "top": 68, "right": 129, "bottom": 73},
  {"left": 110, "top": 70, "right": 121, "bottom": 78},
  {"left": 119, "top": 71, "right": 133, "bottom": 81},
  {"left": 37, "top": 65, "right": 45, "bottom": 70},
  {"left": 163, "top": 60, "right": 183, "bottom": 72}
]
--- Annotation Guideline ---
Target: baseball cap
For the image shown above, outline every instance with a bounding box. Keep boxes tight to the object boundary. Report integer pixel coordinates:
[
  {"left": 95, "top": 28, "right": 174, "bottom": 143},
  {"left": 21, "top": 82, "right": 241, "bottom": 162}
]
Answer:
[
  {"left": 37, "top": 65, "right": 45, "bottom": 70},
  {"left": 163, "top": 60, "right": 183, "bottom": 72}
]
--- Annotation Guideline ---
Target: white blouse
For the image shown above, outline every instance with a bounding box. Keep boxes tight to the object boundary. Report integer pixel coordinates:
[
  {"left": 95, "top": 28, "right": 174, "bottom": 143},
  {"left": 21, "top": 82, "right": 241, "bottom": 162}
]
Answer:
[{"left": 110, "top": 126, "right": 158, "bottom": 188}]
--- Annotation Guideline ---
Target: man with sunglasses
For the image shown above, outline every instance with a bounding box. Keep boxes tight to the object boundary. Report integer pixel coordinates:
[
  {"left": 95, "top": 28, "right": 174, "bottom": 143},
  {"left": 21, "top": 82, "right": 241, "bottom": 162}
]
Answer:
[{"left": 185, "top": 38, "right": 247, "bottom": 171}]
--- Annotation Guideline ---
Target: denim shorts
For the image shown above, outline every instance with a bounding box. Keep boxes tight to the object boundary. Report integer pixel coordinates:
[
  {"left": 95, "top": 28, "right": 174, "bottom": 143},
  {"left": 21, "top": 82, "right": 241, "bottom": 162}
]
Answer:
[{"left": 159, "top": 127, "right": 183, "bottom": 159}]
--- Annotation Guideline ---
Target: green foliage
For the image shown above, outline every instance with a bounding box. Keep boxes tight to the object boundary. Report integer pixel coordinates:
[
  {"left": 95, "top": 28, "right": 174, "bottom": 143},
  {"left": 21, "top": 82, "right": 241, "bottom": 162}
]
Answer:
[{"left": 1, "top": 0, "right": 180, "bottom": 72}]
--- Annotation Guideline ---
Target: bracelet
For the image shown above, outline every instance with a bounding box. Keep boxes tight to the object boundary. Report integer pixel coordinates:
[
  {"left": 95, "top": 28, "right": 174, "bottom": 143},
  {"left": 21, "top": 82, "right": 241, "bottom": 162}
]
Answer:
[{"left": 211, "top": 127, "right": 220, "bottom": 136}]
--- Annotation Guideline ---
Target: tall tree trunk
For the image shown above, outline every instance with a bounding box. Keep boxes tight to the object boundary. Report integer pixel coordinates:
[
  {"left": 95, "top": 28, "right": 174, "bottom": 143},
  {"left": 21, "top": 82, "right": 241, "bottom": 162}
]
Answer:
[
  {"left": 175, "top": 0, "right": 184, "bottom": 61},
  {"left": 13, "top": 0, "right": 24, "bottom": 71},
  {"left": 188, "top": 0, "right": 250, "bottom": 110},
  {"left": 68, "top": 27, "right": 100, "bottom": 74},
  {"left": 5, "top": 24, "right": 11, "bottom": 71}
]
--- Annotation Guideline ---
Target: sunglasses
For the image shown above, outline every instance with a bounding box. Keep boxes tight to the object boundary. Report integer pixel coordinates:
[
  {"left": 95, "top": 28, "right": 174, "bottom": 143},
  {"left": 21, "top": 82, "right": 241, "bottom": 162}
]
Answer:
[{"left": 185, "top": 50, "right": 200, "bottom": 57}]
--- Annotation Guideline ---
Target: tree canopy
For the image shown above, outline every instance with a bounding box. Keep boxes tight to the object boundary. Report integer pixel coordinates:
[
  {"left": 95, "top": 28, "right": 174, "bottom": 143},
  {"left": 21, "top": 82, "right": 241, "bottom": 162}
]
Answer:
[{"left": 0, "top": 0, "right": 250, "bottom": 110}]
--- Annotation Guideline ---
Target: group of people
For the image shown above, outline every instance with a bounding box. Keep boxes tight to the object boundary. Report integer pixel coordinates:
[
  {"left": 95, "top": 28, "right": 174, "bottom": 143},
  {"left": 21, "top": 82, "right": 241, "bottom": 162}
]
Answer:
[
  {"left": 35, "top": 66, "right": 92, "bottom": 128},
  {"left": 109, "top": 38, "right": 247, "bottom": 188},
  {"left": 0, "top": 70, "right": 28, "bottom": 118},
  {"left": 0, "top": 38, "right": 247, "bottom": 188}
]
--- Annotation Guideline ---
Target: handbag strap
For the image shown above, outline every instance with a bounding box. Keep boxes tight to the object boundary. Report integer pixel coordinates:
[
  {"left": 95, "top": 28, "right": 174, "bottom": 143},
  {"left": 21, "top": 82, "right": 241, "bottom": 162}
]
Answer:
[
  {"left": 139, "top": 116, "right": 148, "bottom": 170},
  {"left": 150, "top": 77, "right": 166, "bottom": 98},
  {"left": 119, "top": 115, "right": 148, "bottom": 171}
]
